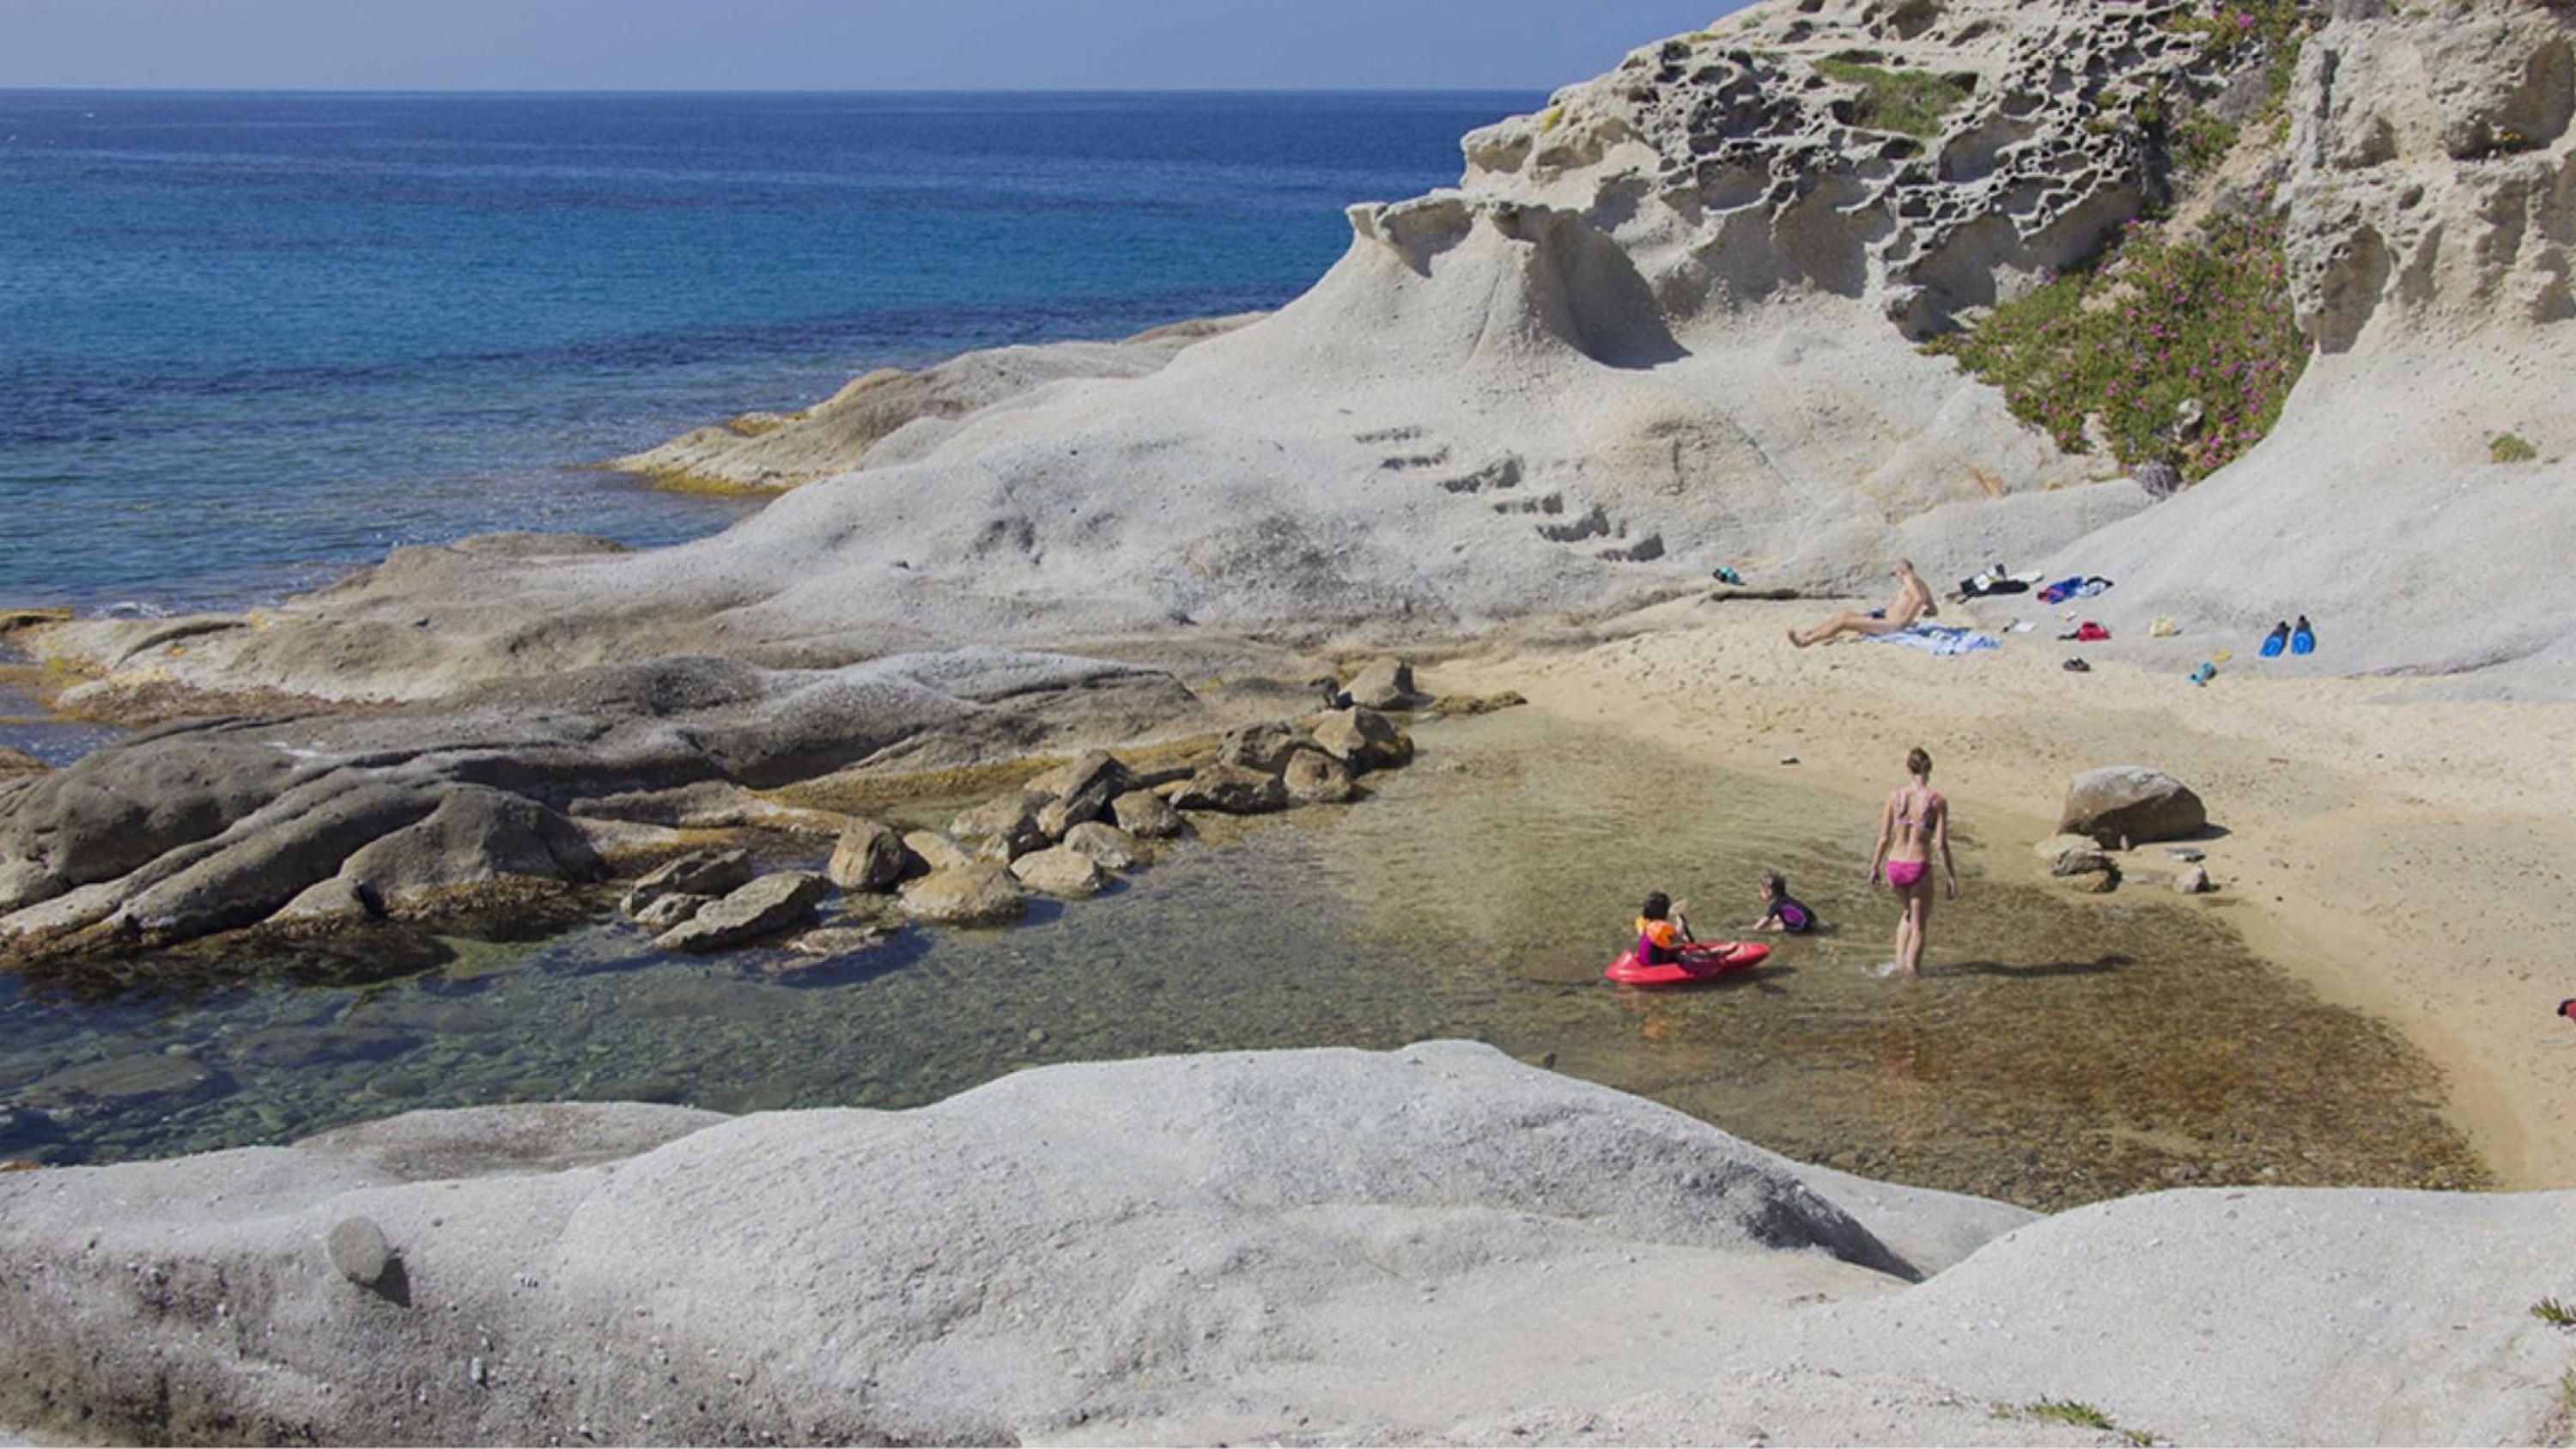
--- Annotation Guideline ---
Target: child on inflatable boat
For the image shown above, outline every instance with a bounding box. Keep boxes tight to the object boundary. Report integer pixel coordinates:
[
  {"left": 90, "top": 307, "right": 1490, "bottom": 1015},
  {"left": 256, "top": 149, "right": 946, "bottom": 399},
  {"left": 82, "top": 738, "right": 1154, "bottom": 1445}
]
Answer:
[{"left": 1634, "top": 892, "right": 1741, "bottom": 971}]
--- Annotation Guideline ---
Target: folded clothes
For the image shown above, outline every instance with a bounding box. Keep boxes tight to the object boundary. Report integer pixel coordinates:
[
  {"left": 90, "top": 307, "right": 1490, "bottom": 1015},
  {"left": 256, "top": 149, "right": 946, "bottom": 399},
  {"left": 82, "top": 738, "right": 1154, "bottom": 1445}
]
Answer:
[{"left": 1876, "top": 624, "right": 2002, "bottom": 655}]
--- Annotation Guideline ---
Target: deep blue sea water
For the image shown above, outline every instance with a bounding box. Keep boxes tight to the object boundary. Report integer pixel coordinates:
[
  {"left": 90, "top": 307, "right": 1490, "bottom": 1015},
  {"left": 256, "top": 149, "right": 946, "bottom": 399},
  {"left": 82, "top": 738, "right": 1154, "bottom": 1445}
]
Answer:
[{"left": 0, "top": 90, "right": 1534, "bottom": 612}]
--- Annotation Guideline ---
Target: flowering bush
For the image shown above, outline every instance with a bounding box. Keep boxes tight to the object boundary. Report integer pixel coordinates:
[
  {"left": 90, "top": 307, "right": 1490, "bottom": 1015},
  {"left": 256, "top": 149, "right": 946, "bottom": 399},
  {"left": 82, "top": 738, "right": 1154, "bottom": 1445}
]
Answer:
[
  {"left": 1923, "top": 210, "right": 2311, "bottom": 481},
  {"left": 2172, "top": 0, "right": 2314, "bottom": 108}
]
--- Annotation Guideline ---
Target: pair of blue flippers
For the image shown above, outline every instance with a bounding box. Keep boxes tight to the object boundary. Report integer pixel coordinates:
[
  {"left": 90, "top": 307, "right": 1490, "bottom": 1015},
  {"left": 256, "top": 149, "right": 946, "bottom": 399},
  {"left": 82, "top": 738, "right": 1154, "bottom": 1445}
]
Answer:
[{"left": 2258, "top": 616, "right": 2317, "bottom": 658}]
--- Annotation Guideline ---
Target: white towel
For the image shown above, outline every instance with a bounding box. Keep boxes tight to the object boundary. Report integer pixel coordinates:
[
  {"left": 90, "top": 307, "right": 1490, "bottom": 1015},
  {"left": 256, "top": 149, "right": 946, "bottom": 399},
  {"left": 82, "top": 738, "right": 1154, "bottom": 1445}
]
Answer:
[{"left": 1875, "top": 624, "right": 2001, "bottom": 656}]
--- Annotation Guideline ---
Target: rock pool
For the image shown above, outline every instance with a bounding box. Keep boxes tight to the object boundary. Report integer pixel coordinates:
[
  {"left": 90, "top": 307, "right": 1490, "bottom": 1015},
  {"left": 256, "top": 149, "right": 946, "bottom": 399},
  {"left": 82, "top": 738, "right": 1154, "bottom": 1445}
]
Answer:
[{"left": 0, "top": 710, "right": 2485, "bottom": 1209}]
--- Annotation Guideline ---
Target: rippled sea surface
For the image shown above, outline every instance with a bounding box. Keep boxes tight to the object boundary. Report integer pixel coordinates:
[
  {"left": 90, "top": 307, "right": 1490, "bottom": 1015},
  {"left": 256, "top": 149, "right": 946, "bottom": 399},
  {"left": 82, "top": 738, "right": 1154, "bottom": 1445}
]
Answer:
[
  {"left": 0, "top": 89, "right": 1533, "bottom": 612},
  {"left": 0, "top": 711, "right": 2485, "bottom": 1209}
]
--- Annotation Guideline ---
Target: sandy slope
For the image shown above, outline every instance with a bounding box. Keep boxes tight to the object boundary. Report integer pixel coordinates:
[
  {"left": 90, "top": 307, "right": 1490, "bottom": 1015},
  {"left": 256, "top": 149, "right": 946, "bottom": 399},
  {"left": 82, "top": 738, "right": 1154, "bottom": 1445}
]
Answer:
[{"left": 1437, "top": 600, "right": 2576, "bottom": 1188}]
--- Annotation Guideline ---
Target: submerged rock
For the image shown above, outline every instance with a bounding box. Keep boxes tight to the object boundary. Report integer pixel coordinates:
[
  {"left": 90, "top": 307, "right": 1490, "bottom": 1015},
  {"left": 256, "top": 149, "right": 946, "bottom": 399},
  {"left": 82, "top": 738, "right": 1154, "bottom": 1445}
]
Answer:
[
  {"left": 1010, "top": 847, "right": 1106, "bottom": 898},
  {"left": 1060, "top": 821, "right": 1145, "bottom": 872},
  {"left": 653, "top": 873, "right": 829, "bottom": 953},
  {"left": 898, "top": 864, "right": 1026, "bottom": 926},
  {"left": 2060, "top": 767, "right": 2208, "bottom": 847}
]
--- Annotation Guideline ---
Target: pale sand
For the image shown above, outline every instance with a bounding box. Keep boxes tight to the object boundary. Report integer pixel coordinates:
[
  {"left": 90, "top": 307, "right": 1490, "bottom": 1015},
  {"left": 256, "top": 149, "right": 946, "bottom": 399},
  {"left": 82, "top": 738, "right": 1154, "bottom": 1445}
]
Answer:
[{"left": 1437, "top": 596, "right": 2576, "bottom": 1188}]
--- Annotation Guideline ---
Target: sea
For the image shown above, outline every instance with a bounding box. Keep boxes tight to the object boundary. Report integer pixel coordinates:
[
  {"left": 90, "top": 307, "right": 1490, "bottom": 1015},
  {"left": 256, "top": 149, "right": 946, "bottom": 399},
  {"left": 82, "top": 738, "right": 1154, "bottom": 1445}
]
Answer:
[{"left": 0, "top": 89, "right": 1537, "bottom": 613}]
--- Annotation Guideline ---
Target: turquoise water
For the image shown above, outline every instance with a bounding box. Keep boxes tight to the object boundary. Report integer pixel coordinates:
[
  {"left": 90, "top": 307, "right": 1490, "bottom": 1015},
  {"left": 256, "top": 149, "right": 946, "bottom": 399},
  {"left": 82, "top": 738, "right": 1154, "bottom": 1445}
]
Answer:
[{"left": 0, "top": 90, "right": 1534, "bottom": 612}]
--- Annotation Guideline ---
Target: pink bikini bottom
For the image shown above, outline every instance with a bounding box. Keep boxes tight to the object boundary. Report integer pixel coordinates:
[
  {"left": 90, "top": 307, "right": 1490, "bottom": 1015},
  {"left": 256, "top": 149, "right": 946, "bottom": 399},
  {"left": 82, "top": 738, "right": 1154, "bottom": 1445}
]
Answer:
[{"left": 1885, "top": 860, "right": 1927, "bottom": 889}]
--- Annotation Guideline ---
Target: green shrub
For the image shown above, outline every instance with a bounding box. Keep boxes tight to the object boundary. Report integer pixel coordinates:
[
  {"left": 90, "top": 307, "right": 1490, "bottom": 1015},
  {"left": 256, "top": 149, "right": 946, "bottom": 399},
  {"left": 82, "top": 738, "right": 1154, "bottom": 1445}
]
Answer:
[
  {"left": 2491, "top": 432, "right": 2539, "bottom": 464},
  {"left": 1813, "top": 58, "right": 1971, "bottom": 137},
  {"left": 2023, "top": 1399, "right": 2117, "bottom": 1430},
  {"left": 2176, "top": 110, "right": 2241, "bottom": 172},
  {"left": 2170, "top": 0, "right": 2315, "bottom": 110},
  {"left": 2534, "top": 1294, "right": 2575, "bottom": 1325},
  {"left": 1923, "top": 209, "right": 2310, "bottom": 481}
]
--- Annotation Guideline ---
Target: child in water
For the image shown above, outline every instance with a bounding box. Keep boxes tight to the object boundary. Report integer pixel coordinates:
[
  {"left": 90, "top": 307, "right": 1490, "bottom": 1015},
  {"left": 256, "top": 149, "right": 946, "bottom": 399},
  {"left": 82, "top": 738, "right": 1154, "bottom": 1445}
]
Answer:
[
  {"left": 1634, "top": 892, "right": 1732, "bottom": 968},
  {"left": 1750, "top": 872, "right": 1818, "bottom": 935}
]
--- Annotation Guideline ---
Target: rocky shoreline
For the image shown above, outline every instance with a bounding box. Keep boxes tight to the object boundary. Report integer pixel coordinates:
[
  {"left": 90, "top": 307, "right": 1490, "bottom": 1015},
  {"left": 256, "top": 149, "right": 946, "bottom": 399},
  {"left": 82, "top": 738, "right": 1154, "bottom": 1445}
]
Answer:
[{"left": 1, "top": 1042, "right": 2567, "bottom": 1446}]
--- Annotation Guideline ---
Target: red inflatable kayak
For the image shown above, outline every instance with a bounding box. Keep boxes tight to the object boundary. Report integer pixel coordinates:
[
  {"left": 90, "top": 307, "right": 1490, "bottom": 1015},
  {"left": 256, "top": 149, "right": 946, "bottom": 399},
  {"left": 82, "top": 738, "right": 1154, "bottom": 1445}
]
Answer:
[{"left": 1604, "top": 941, "right": 1771, "bottom": 986}]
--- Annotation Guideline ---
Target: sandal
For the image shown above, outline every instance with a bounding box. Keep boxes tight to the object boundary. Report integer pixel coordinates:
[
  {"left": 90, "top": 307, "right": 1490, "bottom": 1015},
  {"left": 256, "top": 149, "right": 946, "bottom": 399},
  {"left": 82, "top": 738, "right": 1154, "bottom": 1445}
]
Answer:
[{"left": 2063, "top": 657, "right": 2092, "bottom": 673}]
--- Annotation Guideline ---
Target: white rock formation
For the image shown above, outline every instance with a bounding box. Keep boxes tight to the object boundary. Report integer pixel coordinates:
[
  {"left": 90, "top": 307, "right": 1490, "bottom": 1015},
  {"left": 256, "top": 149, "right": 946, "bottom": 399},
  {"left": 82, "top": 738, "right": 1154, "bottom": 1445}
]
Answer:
[
  {"left": 22, "top": 0, "right": 2576, "bottom": 701},
  {"left": 1, "top": 1044, "right": 2567, "bottom": 1445},
  {"left": 2041, "top": 0, "right": 2576, "bottom": 694},
  {"left": 610, "top": 314, "right": 1265, "bottom": 491}
]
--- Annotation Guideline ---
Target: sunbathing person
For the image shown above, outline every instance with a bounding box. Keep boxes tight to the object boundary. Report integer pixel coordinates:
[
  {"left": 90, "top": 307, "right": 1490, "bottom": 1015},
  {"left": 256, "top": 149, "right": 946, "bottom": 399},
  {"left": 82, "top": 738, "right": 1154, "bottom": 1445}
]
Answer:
[{"left": 1788, "top": 559, "right": 1937, "bottom": 648}]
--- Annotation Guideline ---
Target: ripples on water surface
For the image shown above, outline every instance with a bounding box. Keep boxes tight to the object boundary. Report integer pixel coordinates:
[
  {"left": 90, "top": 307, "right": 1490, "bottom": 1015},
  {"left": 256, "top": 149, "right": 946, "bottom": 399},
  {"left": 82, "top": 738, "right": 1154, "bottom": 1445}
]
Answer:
[{"left": 0, "top": 712, "right": 2484, "bottom": 1209}]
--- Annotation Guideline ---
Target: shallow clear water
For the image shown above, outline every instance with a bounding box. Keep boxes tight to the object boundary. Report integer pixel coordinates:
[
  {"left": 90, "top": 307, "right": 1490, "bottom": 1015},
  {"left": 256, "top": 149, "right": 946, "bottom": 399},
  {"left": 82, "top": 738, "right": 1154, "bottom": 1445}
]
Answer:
[
  {"left": 0, "top": 712, "right": 2484, "bottom": 1209},
  {"left": 0, "top": 89, "right": 1534, "bottom": 612}
]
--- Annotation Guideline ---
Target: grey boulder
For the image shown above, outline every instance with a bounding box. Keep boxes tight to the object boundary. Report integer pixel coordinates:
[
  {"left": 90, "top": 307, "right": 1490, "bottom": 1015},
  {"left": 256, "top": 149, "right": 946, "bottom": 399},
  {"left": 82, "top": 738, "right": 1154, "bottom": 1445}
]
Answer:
[
  {"left": 898, "top": 863, "right": 1027, "bottom": 925},
  {"left": 1309, "top": 707, "right": 1413, "bottom": 771},
  {"left": 653, "top": 872, "right": 830, "bottom": 953},
  {"left": 824, "top": 819, "right": 914, "bottom": 893},
  {"left": 2059, "top": 767, "right": 2208, "bottom": 846},
  {"left": 1167, "top": 764, "right": 1287, "bottom": 815},
  {"left": 1109, "top": 790, "right": 1186, "bottom": 839},
  {"left": 1010, "top": 847, "right": 1106, "bottom": 898}
]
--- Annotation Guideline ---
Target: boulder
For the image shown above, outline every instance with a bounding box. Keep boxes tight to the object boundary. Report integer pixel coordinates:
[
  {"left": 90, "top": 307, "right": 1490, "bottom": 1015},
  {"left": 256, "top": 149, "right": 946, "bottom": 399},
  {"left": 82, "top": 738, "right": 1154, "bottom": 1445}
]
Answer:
[
  {"left": 1060, "top": 821, "right": 1145, "bottom": 872},
  {"left": 633, "top": 892, "right": 710, "bottom": 932},
  {"left": 1024, "top": 749, "right": 1134, "bottom": 836},
  {"left": 1308, "top": 707, "right": 1413, "bottom": 771},
  {"left": 951, "top": 792, "right": 1050, "bottom": 862},
  {"left": 2175, "top": 866, "right": 2212, "bottom": 896},
  {"left": 1167, "top": 763, "right": 1288, "bottom": 815},
  {"left": 1009, "top": 847, "right": 1106, "bottom": 898},
  {"left": 653, "top": 872, "right": 829, "bottom": 953},
  {"left": 2059, "top": 767, "right": 2208, "bottom": 847},
  {"left": 1281, "top": 748, "right": 1357, "bottom": 805},
  {"left": 2050, "top": 845, "right": 2113, "bottom": 879},
  {"left": 825, "top": 819, "right": 914, "bottom": 893},
  {"left": 622, "top": 848, "right": 756, "bottom": 917},
  {"left": 1109, "top": 790, "right": 1186, "bottom": 839},
  {"left": 0, "top": 747, "right": 45, "bottom": 778},
  {"left": 902, "top": 831, "right": 974, "bottom": 874},
  {"left": 1346, "top": 656, "right": 1425, "bottom": 710},
  {"left": 2063, "top": 870, "right": 2120, "bottom": 895},
  {"left": 2031, "top": 833, "right": 2103, "bottom": 863},
  {"left": 1217, "top": 721, "right": 1313, "bottom": 774},
  {"left": 898, "top": 864, "right": 1027, "bottom": 926}
]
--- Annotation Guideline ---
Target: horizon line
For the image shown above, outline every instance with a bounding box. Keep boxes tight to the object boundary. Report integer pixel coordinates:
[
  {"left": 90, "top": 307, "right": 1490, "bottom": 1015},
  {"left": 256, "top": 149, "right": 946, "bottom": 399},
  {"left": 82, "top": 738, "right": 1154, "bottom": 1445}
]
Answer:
[{"left": 0, "top": 83, "right": 1553, "bottom": 98}]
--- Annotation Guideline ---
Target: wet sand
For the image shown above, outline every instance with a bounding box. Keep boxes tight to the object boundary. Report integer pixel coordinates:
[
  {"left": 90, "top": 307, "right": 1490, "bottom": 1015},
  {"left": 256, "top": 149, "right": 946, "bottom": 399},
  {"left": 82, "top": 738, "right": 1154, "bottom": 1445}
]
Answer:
[{"left": 1439, "top": 595, "right": 2576, "bottom": 1188}]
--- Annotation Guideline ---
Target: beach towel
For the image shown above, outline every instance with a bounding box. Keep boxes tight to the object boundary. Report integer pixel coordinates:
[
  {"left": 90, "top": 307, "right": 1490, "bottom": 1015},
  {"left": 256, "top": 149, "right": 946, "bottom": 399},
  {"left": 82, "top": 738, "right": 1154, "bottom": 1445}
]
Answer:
[{"left": 1875, "top": 624, "right": 2001, "bottom": 656}]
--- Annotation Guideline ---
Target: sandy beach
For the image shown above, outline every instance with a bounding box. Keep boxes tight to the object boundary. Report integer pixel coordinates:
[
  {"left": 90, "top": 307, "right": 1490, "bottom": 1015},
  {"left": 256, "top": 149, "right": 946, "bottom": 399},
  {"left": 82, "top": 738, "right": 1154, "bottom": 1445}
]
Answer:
[{"left": 1441, "top": 595, "right": 2576, "bottom": 1189}]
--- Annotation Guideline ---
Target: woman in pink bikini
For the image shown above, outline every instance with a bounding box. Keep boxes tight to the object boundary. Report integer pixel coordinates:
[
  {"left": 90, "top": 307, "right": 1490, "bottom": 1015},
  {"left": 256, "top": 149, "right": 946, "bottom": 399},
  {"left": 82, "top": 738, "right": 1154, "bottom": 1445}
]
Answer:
[{"left": 1866, "top": 746, "right": 1958, "bottom": 977}]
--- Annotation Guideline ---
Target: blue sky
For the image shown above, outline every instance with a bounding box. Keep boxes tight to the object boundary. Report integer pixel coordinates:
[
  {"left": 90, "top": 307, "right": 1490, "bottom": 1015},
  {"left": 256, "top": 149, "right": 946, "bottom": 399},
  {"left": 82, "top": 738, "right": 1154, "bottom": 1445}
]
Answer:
[{"left": 0, "top": 1, "right": 1743, "bottom": 91}]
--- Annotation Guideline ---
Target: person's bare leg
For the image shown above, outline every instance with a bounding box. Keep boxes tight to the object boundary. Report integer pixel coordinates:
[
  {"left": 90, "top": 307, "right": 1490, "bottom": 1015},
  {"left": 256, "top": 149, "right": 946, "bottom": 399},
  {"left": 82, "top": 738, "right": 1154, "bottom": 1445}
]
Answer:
[
  {"left": 1790, "top": 611, "right": 1874, "bottom": 648},
  {"left": 1899, "top": 882, "right": 1934, "bottom": 975},
  {"left": 1889, "top": 902, "right": 1913, "bottom": 976}
]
